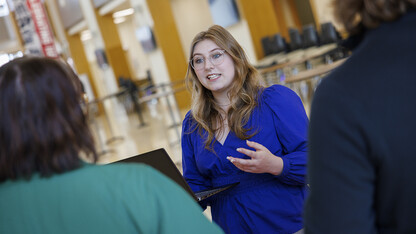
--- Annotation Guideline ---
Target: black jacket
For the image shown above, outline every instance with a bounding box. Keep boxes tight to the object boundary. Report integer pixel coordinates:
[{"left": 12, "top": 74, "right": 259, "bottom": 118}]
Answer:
[{"left": 305, "top": 10, "right": 416, "bottom": 234}]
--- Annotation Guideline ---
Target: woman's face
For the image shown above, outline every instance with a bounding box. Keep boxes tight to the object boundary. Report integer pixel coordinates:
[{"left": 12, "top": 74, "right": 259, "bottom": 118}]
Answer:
[{"left": 192, "top": 39, "right": 236, "bottom": 98}]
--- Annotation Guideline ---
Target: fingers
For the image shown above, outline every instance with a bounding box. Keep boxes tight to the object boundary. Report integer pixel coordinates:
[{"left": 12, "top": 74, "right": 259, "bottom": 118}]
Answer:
[
  {"left": 227, "top": 141, "right": 277, "bottom": 174},
  {"left": 236, "top": 147, "right": 255, "bottom": 158},
  {"left": 227, "top": 156, "right": 253, "bottom": 166},
  {"left": 245, "top": 140, "right": 267, "bottom": 151},
  {"left": 227, "top": 157, "right": 256, "bottom": 173},
  {"left": 237, "top": 140, "right": 267, "bottom": 159}
]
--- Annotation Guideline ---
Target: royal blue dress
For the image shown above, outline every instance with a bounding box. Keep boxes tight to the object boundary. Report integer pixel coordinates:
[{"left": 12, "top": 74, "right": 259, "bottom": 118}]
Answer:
[{"left": 182, "top": 85, "right": 308, "bottom": 234}]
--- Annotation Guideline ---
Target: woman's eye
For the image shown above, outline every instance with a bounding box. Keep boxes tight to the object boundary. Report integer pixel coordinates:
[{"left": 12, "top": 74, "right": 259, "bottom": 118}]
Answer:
[
  {"left": 212, "top": 53, "right": 222, "bottom": 60},
  {"left": 194, "top": 58, "right": 204, "bottom": 64}
]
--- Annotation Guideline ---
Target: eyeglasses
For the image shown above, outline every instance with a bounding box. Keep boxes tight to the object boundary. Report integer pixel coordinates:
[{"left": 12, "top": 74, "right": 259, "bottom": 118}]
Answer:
[{"left": 190, "top": 50, "right": 226, "bottom": 70}]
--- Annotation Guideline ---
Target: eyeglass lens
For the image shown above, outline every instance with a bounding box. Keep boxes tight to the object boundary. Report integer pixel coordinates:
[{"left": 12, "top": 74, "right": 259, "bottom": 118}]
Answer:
[{"left": 191, "top": 50, "right": 225, "bottom": 70}]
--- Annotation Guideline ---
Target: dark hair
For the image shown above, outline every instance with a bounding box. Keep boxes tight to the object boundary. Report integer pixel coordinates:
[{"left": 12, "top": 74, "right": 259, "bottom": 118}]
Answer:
[
  {"left": 334, "top": 0, "right": 416, "bottom": 35},
  {"left": 0, "top": 56, "right": 98, "bottom": 182}
]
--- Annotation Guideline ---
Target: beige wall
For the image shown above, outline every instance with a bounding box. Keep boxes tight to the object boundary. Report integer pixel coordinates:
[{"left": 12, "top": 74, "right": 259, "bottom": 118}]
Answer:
[
  {"left": 116, "top": 16, "right": 150, "bottom": 80},
  {"left": 281, "top": 0, "right": 296, "bottom": 29},
  {"left": 171, "top": 0, "right": 257, "bottom": 64},
  {"left": 171, "top": 0, "right": 213, "bottom": 59},
  {"left": 117, "top": 16, "right": 171, "bottom": 85},
  {"left": 310, "top": 0, "right": 343, "bottom": 31},
  {"left": 226, "top": 20, "right": 256, "bottom": 64},
  {"left": 120, "top": 0, "right": 172, "bottom": 86}
]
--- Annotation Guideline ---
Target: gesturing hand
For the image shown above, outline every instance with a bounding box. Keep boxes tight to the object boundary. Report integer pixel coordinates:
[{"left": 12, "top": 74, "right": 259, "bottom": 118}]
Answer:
[{"left": 227, "top": 140, "right": 283, "bottom": 175}]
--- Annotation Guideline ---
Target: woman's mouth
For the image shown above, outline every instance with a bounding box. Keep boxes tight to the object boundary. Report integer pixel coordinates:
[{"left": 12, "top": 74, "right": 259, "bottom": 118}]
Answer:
[{"left": 207, "top": 74, "right": 220, "bottom": 80}]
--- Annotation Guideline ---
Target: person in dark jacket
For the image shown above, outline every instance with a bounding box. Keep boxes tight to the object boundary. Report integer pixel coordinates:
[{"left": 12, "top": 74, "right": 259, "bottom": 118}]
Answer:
[{"left": 305, "top": 0, "right": 416, "bottom": 233}]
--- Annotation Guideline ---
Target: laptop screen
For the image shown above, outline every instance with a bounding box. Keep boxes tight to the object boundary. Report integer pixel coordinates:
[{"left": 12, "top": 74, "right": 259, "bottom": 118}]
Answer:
[{"left": 112, "top": 148, "right": 197, "bottom": 200}]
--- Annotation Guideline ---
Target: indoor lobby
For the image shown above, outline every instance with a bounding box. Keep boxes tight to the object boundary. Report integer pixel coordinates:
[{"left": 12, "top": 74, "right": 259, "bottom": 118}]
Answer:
[
  {"left": 3, "top": 1, "right": 416, "bottom": 233},
  {"left": 0, "top": 0, "right": 345, "bottom": 167}
]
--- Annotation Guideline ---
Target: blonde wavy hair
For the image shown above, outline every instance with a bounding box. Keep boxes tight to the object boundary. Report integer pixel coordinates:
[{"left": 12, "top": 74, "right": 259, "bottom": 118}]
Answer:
[
  {"left": 185, "top": 25, "right": 262, "bottom": 150},
  {"left": 334, "top": 0, "right": 416, "bottom": 35}
]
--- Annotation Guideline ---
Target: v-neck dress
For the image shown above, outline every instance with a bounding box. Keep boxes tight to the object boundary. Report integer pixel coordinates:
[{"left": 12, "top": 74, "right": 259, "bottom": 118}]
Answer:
[{"left": 181, "top": 85, "right": 309, "bottom": 234}]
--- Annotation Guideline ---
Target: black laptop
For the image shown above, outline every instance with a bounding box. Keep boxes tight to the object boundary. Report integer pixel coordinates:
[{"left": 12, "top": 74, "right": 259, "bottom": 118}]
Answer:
[{"left": 113, "top": 148, "right": 239, "bottom": 202}]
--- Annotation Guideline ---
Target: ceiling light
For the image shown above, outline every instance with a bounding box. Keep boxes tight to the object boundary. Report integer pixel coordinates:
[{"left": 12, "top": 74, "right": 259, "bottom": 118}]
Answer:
[
  {"left": 80, "top": 30, "right": 92, "bottom": 41},
  {"left": 113, "top": 17, "right": 126, "bottom": 24},
  {"left": 112, "top": 8, "right": 134, "bottom": 18}
]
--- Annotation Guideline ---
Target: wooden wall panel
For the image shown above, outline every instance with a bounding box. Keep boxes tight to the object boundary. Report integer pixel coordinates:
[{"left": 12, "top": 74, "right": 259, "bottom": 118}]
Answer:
[
  {"left": 272, "top": 0, "right": 288, "bottom": 39},
  {"left": 146, "top": 0, "right": 190, "bottom": 109},
  {"left": 95, "top": 12, "right": 134, "bottom": 82},
  {"left": 237, "top": 0, "right": 280, "bottom": 60},
  {"left": 308, "top": 0, "right": 321, "bottom": 31},
  {"left": 288, "top": 0, "right": 302, "bottom": 31},
  {"left": 65, "top": 32, "right": 102, "bottom": 112}
]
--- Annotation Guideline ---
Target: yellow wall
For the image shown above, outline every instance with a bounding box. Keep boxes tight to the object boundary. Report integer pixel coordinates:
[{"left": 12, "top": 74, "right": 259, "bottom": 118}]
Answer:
[
  {"left": 95, "top": 11, "right": 134, "bottom": 82},
  {"left": 238, "top": 0, "right": 280, "bottom": 60},
  {"left": 65, "top": 32, "right": 103, "bottom": 112},
  {"left": 146, "top": 0, "right": 191, "bottom": 109}
]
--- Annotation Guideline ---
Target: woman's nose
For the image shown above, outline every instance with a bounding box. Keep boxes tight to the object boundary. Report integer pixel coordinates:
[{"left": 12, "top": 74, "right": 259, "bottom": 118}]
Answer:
[{"left": 204, "top": 58, "right": 214, "bottom": 70}]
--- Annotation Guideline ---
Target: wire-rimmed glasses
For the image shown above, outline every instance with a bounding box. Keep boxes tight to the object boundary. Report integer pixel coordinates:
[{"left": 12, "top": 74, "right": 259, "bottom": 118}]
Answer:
[{"left": 190, "top": 49, "right": 226, "bottom": 70}]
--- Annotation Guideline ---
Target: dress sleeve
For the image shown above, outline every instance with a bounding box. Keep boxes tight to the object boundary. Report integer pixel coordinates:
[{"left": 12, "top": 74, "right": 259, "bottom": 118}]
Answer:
[
  {"left": 181, "top": 112, "right": 213, "bottom": 208},
  {"left": 304, "top": 79, "right": 377, "bottom": 233},
  {"left": 263, "top": 85, "right": 309, "bottom": 185},
  {"left": 139, "top": 166, "right": 224, "bottom": 234}
]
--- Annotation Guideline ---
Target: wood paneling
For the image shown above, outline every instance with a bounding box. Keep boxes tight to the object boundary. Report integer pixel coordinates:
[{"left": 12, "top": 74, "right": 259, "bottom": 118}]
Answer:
[
  {"left": 288, "top": 0, "right": 302, "bottom": 31},
  {"left": 146, "top": 0, "right": 190, "bottom": 109},
  {"left": 65, "top": 32, "right": 102, "bottom": 112},
  {"left": 95, "top": 12, "right": 133, "bottom": 83},
  {"left": 272, "top": 0, "right": 288, "bottom": 39},
  {"left": 237, "top": 0, "right": 280, "bottom": 60},
  {"left": 66, "top": 34, "right": 93, "bottom": 87},
  {"left": 308, "top": 0, "right": 320, "bottom": 31}
]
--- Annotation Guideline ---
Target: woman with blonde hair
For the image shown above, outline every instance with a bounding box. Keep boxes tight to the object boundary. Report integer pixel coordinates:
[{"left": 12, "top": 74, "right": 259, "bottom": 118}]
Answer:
[{"left": 182, "top": 25, "right": 309, "bottom": 233}]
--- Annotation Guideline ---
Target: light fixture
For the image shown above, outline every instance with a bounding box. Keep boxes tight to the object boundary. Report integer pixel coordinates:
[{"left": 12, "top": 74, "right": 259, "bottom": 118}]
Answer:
[
  {"left": 113, "top": 17, "right": 126, "bottom": 24},
  {"left": 80, "top": 30, "right": 92, "bottom": 41},
  {"left": 112, "top": 8, "right": 134, "bottom": 18}
]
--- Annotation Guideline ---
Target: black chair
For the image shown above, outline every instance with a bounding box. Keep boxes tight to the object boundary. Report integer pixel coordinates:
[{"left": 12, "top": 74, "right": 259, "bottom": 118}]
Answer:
[
  {"left": 261, "top": 33, "right": 289, "bottom": 56},
  {"left": 302, "top": 24, "right": 320, "bottom": 48},
  {"left": 320, "top": 22, "right": 341, "bottom": 45},
  {"left": 261, "top": 36, "right": 274, "bottom": 56},
  {"left": 288, "top": 28, "right": 303, "bottom": 51}
]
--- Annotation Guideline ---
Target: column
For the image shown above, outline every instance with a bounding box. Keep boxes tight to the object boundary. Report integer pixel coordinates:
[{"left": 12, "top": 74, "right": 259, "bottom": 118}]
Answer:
[
  {"left": 143, "top": 0, "right": 191, "bottom": 110},
  {"left": 94, "top": 5, "right": 134, "bottom": 81},
  {"left": 237, "top": 0, "right": 280, "bottom": 60}
]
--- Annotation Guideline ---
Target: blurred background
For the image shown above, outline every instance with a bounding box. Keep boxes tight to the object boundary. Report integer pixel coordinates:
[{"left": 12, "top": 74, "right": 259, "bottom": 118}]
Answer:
[{"left": 0, "top": 0, "right": 349, "bottom": 167}]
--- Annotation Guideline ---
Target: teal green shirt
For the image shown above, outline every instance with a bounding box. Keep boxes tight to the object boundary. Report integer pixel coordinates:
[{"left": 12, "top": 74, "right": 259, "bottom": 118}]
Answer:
[{"left": 0, "top": 163, "right": 223, "bottom": 234}]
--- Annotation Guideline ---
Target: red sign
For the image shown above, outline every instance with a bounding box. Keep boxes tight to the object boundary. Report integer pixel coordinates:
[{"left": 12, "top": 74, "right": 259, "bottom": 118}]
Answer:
[{"left": 25, "top": 0, "right": 58, "bottom": 58}]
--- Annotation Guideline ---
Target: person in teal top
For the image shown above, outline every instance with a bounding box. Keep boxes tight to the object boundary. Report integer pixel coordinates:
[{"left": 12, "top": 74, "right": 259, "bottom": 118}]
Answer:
[{"left": 0, "top": 56, "right": 223, "bottom": 234}]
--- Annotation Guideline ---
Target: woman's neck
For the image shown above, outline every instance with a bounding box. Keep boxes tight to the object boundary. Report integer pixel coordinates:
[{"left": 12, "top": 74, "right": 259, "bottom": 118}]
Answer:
[{"left": 213, "top": 94, "right": 231, "bottom": 111}]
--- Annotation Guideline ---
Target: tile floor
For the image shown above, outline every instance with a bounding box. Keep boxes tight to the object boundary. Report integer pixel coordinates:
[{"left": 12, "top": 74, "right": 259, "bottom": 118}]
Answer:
[{"left": 88, "top": 96, "right": 185, "bottom": 169}]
